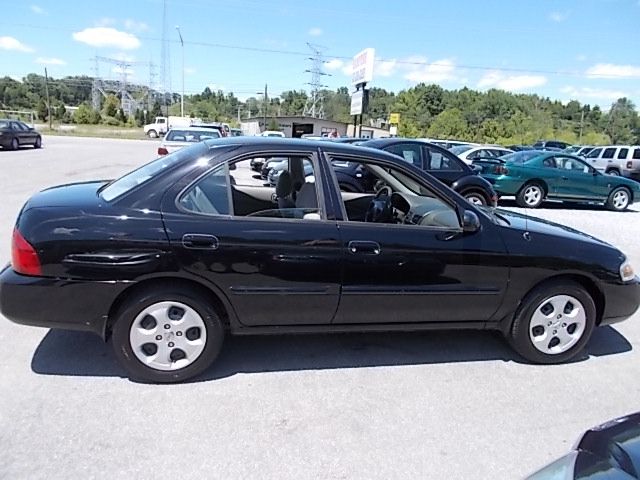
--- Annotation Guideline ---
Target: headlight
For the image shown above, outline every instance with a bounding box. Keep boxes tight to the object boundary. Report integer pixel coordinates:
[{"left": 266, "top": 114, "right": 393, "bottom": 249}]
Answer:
[{"left": 620, "top": 260, "right": 636, "bottom": 282}]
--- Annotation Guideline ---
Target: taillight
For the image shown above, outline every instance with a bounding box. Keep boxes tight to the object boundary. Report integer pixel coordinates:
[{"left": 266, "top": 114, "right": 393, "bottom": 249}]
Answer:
[
  {"left": 495, "top": 165, "right": 509, "bottom": 175},
  {"left": 11, "top": 228, "right": 41, "bottom": 276},
  {"left": 627, "top": 161, "right": 633, "bottom": 169},
  {"left": 158, "top": 147, "right": 168, "bottom": 155}
]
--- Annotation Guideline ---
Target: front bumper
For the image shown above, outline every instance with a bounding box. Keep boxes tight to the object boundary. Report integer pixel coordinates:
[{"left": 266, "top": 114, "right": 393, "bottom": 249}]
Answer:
[
  {"left": 0, "top": 265, "right": 131, "bottom": 339},
  {"left": 600, "top": 277, "right": 640, "bottom": 326}
]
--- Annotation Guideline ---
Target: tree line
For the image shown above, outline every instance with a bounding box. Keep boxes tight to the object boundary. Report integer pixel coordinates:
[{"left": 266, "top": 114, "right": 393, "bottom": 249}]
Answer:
[{"left": 1, "top": 74, "right": 638, "bottom": 145}]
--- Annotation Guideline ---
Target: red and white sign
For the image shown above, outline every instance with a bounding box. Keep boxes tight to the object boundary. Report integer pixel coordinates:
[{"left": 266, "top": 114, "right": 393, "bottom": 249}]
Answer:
[{"left": 351, "top": 48, "right": 375, "bottom": 86}]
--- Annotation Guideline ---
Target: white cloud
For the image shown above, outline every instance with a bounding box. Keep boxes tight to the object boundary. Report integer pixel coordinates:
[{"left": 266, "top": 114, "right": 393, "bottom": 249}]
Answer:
[
  {"left": 0, "top": 36, "right": 34, "bottom": 53},
  {"left": 308, "top": 27, "right": 323, "bottom": 36},
  {"left": 404, "top": 58, "right": 457, "bottom": 83},
  {"left": 124, "top": 19, "right": 150, "bottom": 32},
  {"left": 586, "top": 63, "right": 640, "bottom": 79},
  {"left": 35, "top": 57, "right": 66, "bottom": 65},
  {"left": 561, "top": 86, "right": 628, "bottom": 101},
  {"left": 549, "top": 11, "right": 569, "bottom": 22},
  {"left": 73, "top": 27, "right": 141, "bottom": 50},
  {"left": 375, "top": 59, "right": 397, "bottom": 77},
  {"left": 324, "top": 59, "right": 344, "bottom": 71},
  {"left": 30, "top": 5, "right": 46, "bottom": 14},
  {"left": 477, "top": 71, "right": 547, "bottom": 91}
]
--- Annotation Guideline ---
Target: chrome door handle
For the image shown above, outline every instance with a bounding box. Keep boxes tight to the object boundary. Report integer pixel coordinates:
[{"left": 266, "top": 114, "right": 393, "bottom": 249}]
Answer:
[{"left": 182, "top": 234, "right": 219, "bottom": 249}]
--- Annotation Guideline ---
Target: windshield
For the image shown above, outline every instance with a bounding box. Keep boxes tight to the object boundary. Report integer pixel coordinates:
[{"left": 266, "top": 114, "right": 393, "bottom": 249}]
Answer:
[
  {"left": 101, "top": 145, "right": 200, "bottom": 201},
  {"left": 501, "top": 150, "right": 543, "bottom": 163},
  {"left": 450, "top": 145, "right": 474, "bottom": 155},
  {"left": 165, "top": 129, "right": 221, "bottom": 142}
]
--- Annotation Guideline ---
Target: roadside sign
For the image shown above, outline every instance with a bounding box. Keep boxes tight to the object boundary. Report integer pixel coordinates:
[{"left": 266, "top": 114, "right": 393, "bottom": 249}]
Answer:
[
  {"left": 350, "top": 90, "right": 364, "bottom": 115},
  {"left": 351, "top": 48, "right": 375, "bottom": 86},
  {"left": 389, "top": 113, "right": 400, "bottom": 124}
]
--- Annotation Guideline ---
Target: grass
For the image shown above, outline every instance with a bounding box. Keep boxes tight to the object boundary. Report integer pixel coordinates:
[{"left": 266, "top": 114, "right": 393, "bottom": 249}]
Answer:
[{"left": 36, "top": 123, "right": 152, "bottom": 140}]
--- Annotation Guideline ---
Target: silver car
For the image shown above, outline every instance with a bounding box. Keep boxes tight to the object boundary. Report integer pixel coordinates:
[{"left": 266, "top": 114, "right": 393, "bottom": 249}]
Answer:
[{"left": 157, "top": 127, "right": 221, "bottom": 156}]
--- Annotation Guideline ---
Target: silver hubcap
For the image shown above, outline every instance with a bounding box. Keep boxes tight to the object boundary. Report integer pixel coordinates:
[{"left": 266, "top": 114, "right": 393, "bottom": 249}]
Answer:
[
  {"left": 466, "top": 194, "right": 484, "bottom": 205},
  {"left": 609, "top": 171, "right": 619, "bottom": 176},
  {"left": 523, "top": 186, "right": 542, "bottom": 206},
  {"left": 129, "top": 301, "right": 207, "bottom": 371},
  {"left": 529, "top": 295, "right": 587, "bottom": 355},
  {"left": 613, "top": 190, "right": 629, "bottom": 210}
]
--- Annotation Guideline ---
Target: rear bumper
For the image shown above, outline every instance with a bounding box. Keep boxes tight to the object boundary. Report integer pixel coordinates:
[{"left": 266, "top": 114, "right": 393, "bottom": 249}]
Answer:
[
  {"left": 622, "top": 170, "right": 640, "bottom": 181},
  {"left": 0, "top": 265, "right": 131, "bottom": 339},
  {"left": 600, "top": 278, "right": 640, "bottom": 326}
]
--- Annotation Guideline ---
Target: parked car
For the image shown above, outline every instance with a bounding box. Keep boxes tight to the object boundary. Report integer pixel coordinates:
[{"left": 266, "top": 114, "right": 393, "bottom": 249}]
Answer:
[
  {"left": 259, "top": 130, "right": 285, "bottom": 138},
  {"left": 260, "top": 157, "right": 288, "bottom": 179},
  {"left": 584, "top": 145, "right": 640, "bottom": 178},
  {"left": 329, "top": 137, "right": 366, "bottom": 145},
  {"left": 359, "top": 138, "right": 498, "bottom": 206},
  {"left": 506, "top": 145, "right": 534, "bottom": 152},
  {"left": 157, "top": 127, "right": 222, "bottom": 156},
  {"left": 267, "top": 159, "right": 314, "bottom": 186},
  {"left": 527, "top": 412, "right": 640, "bottom": 479},
  {"left": 449, "top": 145, "right": 514, "bottom": 164},
  {"left": 564, "top": 145, "right": 594, "bottom": 157},
  {"left": 420, "top": 138, "right": 478, "bottom": 150},
  {"left": 191, "top": 124, "right": 225, "bottom": 137},
  {"left": 532, "top": 140, "right": 571, "bottom": 151},
  {"left": 229, "top": 128, "right": 243, "bottom": 137},
  {"left": 2, "top": 137, "right": 638, "bottom": 383},
  {"left": 475, "top": 150, "right": 640, "bottom": 210},
  {"left": 0, "top": 119, "right": 42, "bottom": 150}
]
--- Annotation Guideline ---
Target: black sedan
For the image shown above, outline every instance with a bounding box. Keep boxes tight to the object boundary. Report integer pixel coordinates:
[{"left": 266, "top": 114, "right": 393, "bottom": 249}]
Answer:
[
  {"left": 1, "top": 137, "right": 639, "bottom": 383},
  {"left": 358, "top": 138, "right": 498, "bottom": 206},
  {"left": 0, "top": 119, "right": 42, "bottom": 150}
]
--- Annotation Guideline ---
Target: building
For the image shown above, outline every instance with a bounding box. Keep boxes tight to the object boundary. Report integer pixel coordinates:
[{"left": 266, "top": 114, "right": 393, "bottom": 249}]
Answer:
[{"left": 243, "top": 115, "right": 389, "bottom": 139}]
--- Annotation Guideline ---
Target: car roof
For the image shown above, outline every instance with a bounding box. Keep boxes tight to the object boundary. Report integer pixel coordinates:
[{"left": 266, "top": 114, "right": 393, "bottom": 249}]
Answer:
[{"left": 167, "top": 126, "right": 222, "bottom": 131}]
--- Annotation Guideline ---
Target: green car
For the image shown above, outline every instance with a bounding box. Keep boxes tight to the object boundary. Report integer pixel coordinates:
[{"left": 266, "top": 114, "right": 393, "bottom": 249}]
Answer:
[{"left": 476, "top": 150, "right": 640, "bottom": 211}]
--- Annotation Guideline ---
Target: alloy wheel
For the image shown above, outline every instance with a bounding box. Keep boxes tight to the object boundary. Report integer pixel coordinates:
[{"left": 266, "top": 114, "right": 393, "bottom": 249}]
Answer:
[
  {"left": 129, "top": 301, "right": 207, "bottom": 371},
  {"left": 523, "top": 185, "right": 542, "bottom": 206},
  {"left": 529, "top": 295, "right": 587, "bottom": 355},
  {"left": 613, "top": 190, "right": 629, "bottom": 210},
  {"left": 465, "top": 193, "right": 486, "bottom": 206}
]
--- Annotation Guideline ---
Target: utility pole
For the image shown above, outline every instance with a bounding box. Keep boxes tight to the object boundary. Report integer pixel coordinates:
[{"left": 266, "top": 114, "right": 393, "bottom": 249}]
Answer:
[
  {"left": 237, "top": 106, "right": 242, "bottom": 124},
  {"left": 579, "top": 110, "right": 584, "bottom": 144},
  {"left": 264, "top": 83, "right": 268, "bottom": 131},
  {"left": 43, "top": 67, "right": 52, "bottom": 130},
  {"left": 176, "top": 26, "right": 185, "bottom": 117}
]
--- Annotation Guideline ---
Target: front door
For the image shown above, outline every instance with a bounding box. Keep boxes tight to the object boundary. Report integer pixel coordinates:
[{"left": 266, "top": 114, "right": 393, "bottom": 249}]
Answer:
[
  {"left": 326, "top": 154, "right": 509, "bottom": 325},
  {"left": 161, "top": 154, "right": 341, "bottom": 326},
  {"left": 552, "top": 156, "right": 609, "bottom": 200}
]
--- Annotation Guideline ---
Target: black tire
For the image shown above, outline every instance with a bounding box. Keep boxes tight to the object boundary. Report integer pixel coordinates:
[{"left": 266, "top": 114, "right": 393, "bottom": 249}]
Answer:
[
  {"left": 147, "top": 129, "right": 158, "bottom": 138},
  {"left": 10, "top": 138, "right": 19, "bottom": 150},
  {"left": 34, "top": 136, "right": 41, "bottom": 149},
  {"left": 111, "top": 286, "right": 224, "bottom": 383},
  {"left": 507, "top": 280, "right": 596, "bottom": 364},
  {"left": 461, "top": 190, "right": 487, "bottom": 206},
  {"left": 516, "top": 182, "right": 544, "bottom": 208},
  {"left": 607, "top": 169, "right": 620, "bottom": 176},
  {"left": 605, "top": 186, "right": 630, "bottom": 212}
]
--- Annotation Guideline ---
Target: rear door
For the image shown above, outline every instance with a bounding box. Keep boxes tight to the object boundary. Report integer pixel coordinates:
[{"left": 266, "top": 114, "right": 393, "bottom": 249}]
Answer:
[{"left": 161, "top": 150, "right": 342, "bottom": 327}]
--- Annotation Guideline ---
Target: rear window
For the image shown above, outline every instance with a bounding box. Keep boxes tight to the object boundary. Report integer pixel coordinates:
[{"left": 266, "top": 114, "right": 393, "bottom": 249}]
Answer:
[
  {"left": 101, "top": 145, "right": 202, "bottom": 201},
  {"left": 502, "top": 151, "right": 543, "bottom": 164},
  {"left": 450, "top": 145, "right": 474, "bottom": 155},
  {"left": 166, "top": 129, "right": 221, "bottom": 142}
]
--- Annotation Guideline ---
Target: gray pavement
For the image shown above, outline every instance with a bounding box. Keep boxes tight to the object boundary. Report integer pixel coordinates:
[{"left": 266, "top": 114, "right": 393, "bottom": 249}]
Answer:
[{"left": 1, "top": 136, "right": 639, "bottom": 480}]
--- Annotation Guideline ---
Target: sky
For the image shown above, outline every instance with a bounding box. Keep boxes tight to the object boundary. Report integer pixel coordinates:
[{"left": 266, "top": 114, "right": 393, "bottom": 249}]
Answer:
[{"left": 1, "top": 0, "right": 640, "bottom": 108}]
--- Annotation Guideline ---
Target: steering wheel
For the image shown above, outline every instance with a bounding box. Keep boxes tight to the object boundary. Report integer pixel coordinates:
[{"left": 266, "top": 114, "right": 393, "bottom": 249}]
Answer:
[{"left": 365, "top": 186, "right": 394, "bottom": 223}]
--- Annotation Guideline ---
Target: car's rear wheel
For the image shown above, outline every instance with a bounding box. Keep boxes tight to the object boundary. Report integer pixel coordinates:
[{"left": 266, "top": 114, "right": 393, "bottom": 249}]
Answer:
[
  {"left": 607, "top": 169, "right": 620, "bottom": 176},
  {"left": 507, "top": 280, "right": 595, "bottom": 364},
  {"left": 34, "top": 136, "right": 41, "bottom": 149},
  {"left": 606, "top": 187, "right": 630, "bottom": 212},
  {"left": 516, "top": 182, "right": 544, "bottom": 208},
  {"left": 462, "top": 190, "right": 487, "bottom": 206},
  {"left": 10, "top": 138, "right": 19, "bottom": 150},
  {"left": 111, "top": 287, "right": 224, "bottom": 383}
]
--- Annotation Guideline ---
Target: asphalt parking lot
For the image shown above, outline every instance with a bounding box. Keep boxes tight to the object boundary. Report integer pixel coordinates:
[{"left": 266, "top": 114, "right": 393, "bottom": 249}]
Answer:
[{"left": 1, "top": 136, "right": 640, "bottom": 480}]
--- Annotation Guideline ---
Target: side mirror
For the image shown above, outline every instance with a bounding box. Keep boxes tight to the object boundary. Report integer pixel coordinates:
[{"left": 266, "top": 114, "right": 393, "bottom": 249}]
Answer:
[{"left": 462, "top": 210, "right": 481, "bottom": 233}]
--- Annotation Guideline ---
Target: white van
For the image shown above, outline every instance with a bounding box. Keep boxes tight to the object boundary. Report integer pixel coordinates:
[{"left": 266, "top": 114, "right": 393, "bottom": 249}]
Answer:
[{"left": 585, "top": 145, "right": 640, "bottom": 179}]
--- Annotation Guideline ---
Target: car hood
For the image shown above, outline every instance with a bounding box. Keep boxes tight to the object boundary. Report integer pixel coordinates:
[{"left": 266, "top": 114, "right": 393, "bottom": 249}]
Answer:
[{"left": 493, "top": 208, "right": 612, "bottom": 248}]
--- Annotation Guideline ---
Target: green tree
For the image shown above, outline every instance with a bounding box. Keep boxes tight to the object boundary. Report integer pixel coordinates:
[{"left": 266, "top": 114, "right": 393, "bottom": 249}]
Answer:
[
  {"left": 37, "top": 99, "right": 48, "bottom": 121},
  {"left": 267, "top": 118, "right": 280, "bottom": 131},
  {"left": 117, "top": 107, "right": 127, "bottom": 124},
  {"left": 606, "top": 98, "right": 637, "bottom": 144},
  {"left": 103, "top": 94, "right": 120, "bottom": 117},
  {"left": 74, "top": 103, "right": 100, "bottom": 124},
  {"left": 427, "top": 108, "right": 469, "bottom": 139}
]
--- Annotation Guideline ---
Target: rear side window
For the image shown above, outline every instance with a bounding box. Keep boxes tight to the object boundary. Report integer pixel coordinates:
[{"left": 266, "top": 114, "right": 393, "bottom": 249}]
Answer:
[
  {"left": 602, "top": 148, "right": 616, "bottom": 159},
  {"left": 634, "top": 149, "right": 640, "bottom": 160},
  {"left": 425, "top": 147, "right": 462, "bottom": 171},
  {"left": 618, "top": 148, "right": 629, "bottom": 159},
  {"left": 179, "top": 164, "right": 230, "bottom": 215},
  {"left": 385, "top": 143, "right": 423, "bottom": 167}
]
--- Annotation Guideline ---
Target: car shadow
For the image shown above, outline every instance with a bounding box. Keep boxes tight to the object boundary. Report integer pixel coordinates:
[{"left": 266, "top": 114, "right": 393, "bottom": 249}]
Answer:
[
  {"left": 498, "top": 199, "right": 639, "bottom": 212},
  {"left": 30, "top": 326, "right": 632, "bottom": 382}
]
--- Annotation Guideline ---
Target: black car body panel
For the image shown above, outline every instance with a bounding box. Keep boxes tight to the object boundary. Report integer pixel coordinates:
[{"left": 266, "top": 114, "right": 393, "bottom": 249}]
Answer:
[
  {"left": 0, "top": 119, "right": 41, "bottom": 149},
  {"left": 528, "top": 412, "right": 640, "bottom": 479},
  {"left": 1, "top": 137, "right": 638, "bottom": 343}
]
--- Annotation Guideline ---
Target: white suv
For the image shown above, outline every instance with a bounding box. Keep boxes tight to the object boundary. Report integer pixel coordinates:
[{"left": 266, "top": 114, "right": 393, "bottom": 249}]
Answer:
[{"left": 585, "top": 145, "right": 640, "bottom": 179}]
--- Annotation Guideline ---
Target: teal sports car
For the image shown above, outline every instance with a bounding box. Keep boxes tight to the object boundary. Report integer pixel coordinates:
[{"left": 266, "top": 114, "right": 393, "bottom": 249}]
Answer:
[{"left": 474, "top": 150, "right": 640, "bottom": 211}]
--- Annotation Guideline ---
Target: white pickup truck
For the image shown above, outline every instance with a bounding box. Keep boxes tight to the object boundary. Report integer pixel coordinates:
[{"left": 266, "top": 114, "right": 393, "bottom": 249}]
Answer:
[{"left": 143, "top": 116, "right": 202, "bottom": 138}]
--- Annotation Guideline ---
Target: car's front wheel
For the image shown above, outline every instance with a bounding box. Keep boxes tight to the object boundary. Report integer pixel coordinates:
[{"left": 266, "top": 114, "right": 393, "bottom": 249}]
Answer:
[
  {"left": 111, "top": 287, "right": 224, "bottom": 383},
  {"left": 462, "top": 190, "right": 487, "bottom": 206},
  {"left": 34, "top": 136, "right": 41, "bottom": 149},
  {"left": 507, "top": 280, "right": 595, "bottom": 364},
  {"left": 606, "top": 187, "right": 630, "bottom": 212},
  {"left": 147, "top": 129, "right": 158, "bottom": 138}
]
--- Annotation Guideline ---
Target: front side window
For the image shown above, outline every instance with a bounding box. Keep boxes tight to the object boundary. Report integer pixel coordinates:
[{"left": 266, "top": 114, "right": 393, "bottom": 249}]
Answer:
[
  {"left": 331, "top": 156, "right": 460, "bottom": 229},
  {"left": 556, "top": 157, "right": 590, "bottom": 173},
  {"left": 179, "top": 164, "right": 230, "bottom": 215},
  {"left": 586, "top": 148, "right": 602, "bottom": 159},
  {"left": 385, "top": 144, "right": 423, "bottom": 168}
]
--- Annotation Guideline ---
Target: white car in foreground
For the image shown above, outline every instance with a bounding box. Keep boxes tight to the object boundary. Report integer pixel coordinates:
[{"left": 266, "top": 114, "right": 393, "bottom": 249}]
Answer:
[
  {"left": 450, "top": 144, "right": 513, "bottom": 164},
  {"left": 157, "top": 127, "right": 222, "bottom": 156}
]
